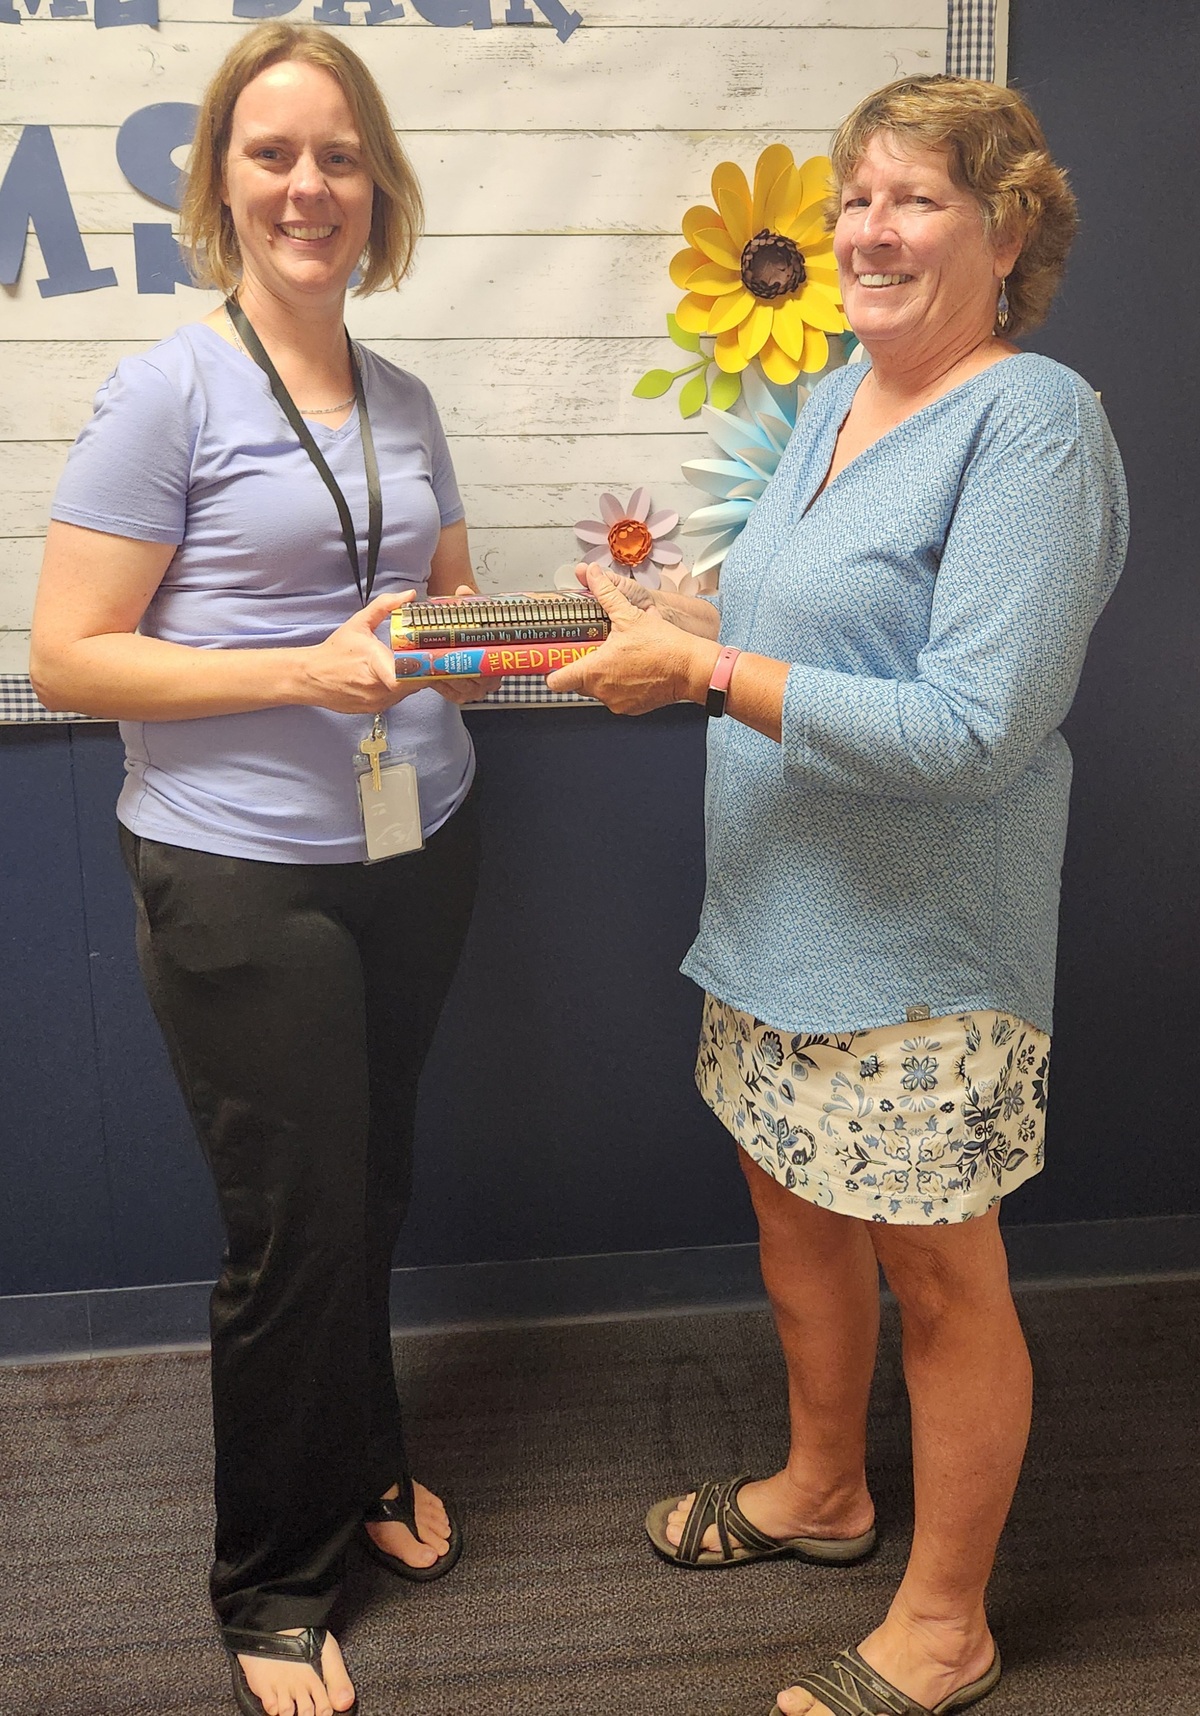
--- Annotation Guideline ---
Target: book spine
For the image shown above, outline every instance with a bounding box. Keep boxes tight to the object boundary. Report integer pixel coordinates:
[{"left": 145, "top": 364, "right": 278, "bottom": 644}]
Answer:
[
  {"left": 393, "top": 642, "right": 602, "bottom": 681},
  {"left": 393, "top": 620, "right": 608, "bottom": 649}
]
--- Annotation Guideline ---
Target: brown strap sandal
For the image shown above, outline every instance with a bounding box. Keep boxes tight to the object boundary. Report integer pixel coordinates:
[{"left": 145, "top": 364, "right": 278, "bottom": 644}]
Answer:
[
  {"left": 644, "top": 1472, "right": 877, "bottom": 1568},
  {"left": 778, "top": 1646, "right": 1002, "bottom": 1716},
  {"left": 222, "top": 1625, "right": 355, "bottom": 1716}
]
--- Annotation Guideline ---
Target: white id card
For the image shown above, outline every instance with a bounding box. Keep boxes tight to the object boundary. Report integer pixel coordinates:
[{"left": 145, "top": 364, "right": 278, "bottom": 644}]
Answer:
[{"left": 356, "top": 753, "right": 425, "bottom": 862}]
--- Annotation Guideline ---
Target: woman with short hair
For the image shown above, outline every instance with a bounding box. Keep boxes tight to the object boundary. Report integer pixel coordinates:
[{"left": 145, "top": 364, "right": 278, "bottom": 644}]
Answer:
[
  {"left": 32, "top": 24, "right": 483, "bottom": 1716},
  {"left": 551, "top": 76, "right": 1128, "bottom": 1716}
]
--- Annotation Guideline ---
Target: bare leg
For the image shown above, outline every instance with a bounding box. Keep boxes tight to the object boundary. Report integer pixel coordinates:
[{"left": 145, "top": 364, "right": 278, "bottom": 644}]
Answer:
[
  {"left": 778, "top": 1205, "right": 1031, "bottom": 1714},
  {"left": 667, "top": 1155, "right": 879, "bottom": 1551}
]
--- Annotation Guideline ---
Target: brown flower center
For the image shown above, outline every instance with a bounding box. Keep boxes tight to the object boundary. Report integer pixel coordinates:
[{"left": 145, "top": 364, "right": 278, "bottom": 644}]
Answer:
[
  {"left": 608, "top": 518, "right": 654, "bottom": 568},
  {"left": 740, "top": 229, "right": 806, "bottom": 301}
]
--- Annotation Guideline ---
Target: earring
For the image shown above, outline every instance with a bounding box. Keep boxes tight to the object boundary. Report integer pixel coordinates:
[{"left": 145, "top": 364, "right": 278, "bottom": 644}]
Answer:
[{"left": 996, "top": 278, "right": 1010, "bottom": 331}]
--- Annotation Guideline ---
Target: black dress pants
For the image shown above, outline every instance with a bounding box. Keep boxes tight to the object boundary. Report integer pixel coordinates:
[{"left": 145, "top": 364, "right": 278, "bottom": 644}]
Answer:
[{"left": 119, "top": 798, "right": 479, "bottom": 1632}]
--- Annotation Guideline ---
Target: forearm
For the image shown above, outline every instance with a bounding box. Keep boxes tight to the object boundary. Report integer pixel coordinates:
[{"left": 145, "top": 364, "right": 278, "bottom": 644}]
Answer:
[
  {"left": 31, "top": 630, "right": 316, "bottom": 721},
  {"left": 655, "top": 589, "right": 721, "bottom": 639},
  {"left": 676, "top": 638, "right": 788, "bottom": 737}
]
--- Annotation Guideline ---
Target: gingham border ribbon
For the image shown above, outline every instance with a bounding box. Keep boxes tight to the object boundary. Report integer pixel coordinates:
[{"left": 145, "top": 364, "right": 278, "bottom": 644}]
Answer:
[
  {"left": 0, "top": 674, "right": 84, "bottom": 724},
  {"left": 946, "top": 0, "right": 997, "bottom": 81},
  {"left": 0, "top": 670, "right": 591, "bottom": 723}
]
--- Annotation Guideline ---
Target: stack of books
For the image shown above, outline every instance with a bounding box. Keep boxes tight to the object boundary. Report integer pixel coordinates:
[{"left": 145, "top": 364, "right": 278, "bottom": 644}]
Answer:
[{"left": 392, "top": 593, "right": 610, "bottom": 681}]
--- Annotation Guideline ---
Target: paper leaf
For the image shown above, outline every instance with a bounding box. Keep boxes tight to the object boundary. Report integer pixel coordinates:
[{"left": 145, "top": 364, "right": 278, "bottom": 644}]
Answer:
[
  {"left": 682, "top": 457, "right": 751, "bottom": 497},
  {"left": 757, "top": 412, "right": 794, "bottom": 452},
  {"left": 737, "top": 444, "right": 780, "bottom": 480},
  {"left": 658, "top": 567, "right": 696, "bottom": 595},
  {"left": 691, "top": 535, "right": 740, "bottom": 577},
  {"left": 699, "top": 401, "right": 775, "bottom": 460},
  {"left": 710, "top": 370, "right": 742, "bottom": 412},
  {"left": 740, "top": 366, "right": 799, "bottom": 448},
  {"left": 667, "top": 313, "right": 702, "bottom": 354},
  {"left": 679, "top": 371, "right": 709, "bottom": 418},
  {"left": 633, "top": 368, "right": 677, "bottom": 399},
  {"left": 681, "top": 499, "right": 754, "bottom": 533}
]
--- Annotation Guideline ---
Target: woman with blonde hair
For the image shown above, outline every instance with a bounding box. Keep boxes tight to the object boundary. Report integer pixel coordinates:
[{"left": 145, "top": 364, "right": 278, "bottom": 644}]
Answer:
[
  {"left": 32, "top": 23, "right": 484, "bottom": 1716},
  {"left": 551, "top": 75, "right": 1128, "bottom": 1716}
]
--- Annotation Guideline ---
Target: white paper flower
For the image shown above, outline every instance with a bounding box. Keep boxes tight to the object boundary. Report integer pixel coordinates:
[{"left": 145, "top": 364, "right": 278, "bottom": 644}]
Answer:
[{"left": 570, "top": 487, "right": 684, "bottom": 589}]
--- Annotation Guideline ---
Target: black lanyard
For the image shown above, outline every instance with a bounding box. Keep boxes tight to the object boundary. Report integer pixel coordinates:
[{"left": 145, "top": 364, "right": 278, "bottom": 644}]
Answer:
[{"left": 226, "top": 298, "right": 382, "bottom": 608}]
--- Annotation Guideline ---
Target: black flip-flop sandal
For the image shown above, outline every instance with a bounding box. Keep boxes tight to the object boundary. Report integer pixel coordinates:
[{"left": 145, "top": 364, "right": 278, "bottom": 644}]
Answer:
[
  {"left": 223, "top": 1625, "right": 355, "bottom": 1716},
  {"left": 362, "top": 1474, "right": 463, "bottom": 1582},
  {"left": 773, "top": 1645, "right": 1002, "bottom": 1715},
  {"left": 644, "top": 1473, "right": 877, "bottom": 1569}
]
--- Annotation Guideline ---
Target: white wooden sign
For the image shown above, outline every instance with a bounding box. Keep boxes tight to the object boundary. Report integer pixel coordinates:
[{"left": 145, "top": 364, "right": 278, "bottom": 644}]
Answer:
[{"left": 0, "top": 1, "right": 956, "bottom": 707}]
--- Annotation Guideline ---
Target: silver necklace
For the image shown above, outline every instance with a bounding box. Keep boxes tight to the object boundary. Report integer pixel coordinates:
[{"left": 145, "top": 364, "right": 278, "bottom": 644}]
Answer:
[{"left": 224, "top": 305, "right": 356, "bottom": 414}]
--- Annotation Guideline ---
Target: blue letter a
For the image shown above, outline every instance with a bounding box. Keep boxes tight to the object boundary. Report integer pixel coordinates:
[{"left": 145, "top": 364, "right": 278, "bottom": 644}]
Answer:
[{"left": 0, "top": 126, "right": 117, "bottom": 298}]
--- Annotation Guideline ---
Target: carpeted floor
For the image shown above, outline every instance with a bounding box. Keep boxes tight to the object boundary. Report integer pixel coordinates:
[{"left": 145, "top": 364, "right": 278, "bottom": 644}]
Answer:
[{"left": 3, "top": 1277, "right": 1200, "bottom": 1715}]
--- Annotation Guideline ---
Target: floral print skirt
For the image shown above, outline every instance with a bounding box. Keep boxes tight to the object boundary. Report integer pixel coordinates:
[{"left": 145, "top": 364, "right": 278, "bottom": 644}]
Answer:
[{"left": 695, "top": 995, "right": 1050, "bottom": 1224}]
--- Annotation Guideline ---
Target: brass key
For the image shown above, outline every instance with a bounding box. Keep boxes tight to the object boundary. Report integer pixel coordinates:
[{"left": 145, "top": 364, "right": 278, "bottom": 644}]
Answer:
[{"left": 360, "top": 717, "right": 387, "bottom": 791}]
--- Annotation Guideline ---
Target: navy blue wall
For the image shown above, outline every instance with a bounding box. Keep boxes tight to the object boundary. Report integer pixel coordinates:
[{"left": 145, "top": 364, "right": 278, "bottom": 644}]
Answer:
[
  {"left": 1008, "top": 0, "right": 1200, "bottom": 1219},
  {"left": 3, "top": 0, "right": 1198, "bottom": 1300},
  {"left": 1, "top": 710, "right": 760, "bottom": 1296}
]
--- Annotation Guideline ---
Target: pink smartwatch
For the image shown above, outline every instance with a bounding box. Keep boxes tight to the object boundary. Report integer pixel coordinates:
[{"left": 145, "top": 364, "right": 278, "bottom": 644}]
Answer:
[{"left": 705, "top": 646, "right": 741, "bottom": 718}]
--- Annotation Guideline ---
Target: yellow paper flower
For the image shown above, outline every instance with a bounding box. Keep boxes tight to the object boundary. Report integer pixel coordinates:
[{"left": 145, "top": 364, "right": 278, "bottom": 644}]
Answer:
[{"left": 670, "top": 146, "right": 848, "bottom": 385}]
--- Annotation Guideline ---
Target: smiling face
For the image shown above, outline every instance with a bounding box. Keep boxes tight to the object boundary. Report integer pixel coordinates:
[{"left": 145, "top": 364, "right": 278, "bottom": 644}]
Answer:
[
  {"left": 834, "top": 132, "right": 1021, "bottom": 364},
  {"left": 221, "top": 59, "right": 375, "bottom": 310}
]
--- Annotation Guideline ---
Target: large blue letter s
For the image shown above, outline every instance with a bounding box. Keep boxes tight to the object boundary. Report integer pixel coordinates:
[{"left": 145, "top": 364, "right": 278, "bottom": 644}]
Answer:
[{"left": 116, "top": 102, "right": 202, "bottom": 294}]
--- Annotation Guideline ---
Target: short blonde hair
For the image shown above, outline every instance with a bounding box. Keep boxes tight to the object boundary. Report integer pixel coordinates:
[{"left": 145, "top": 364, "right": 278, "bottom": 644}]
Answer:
[
  {"left": 828, "top": 75, "right": 1078, "bottom": 338},
  {"left": 180, "top": 22, "right": 423, "bottom": 297}
]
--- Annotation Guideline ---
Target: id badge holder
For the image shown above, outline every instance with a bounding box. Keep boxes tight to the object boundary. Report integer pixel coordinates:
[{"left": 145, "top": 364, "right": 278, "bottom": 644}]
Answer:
[{"left": 356, "top": 719, "right": 425, "bottom": 862}]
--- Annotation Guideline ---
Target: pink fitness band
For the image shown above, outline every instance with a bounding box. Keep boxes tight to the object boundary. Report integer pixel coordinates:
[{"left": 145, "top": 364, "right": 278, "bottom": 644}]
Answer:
[{"left": 705, "top": 646, "right": 741, "bottom": 719}]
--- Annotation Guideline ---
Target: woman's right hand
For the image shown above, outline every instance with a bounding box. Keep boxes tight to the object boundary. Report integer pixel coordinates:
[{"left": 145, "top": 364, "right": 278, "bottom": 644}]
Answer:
[{"left": 296, "top": 590, "right": 425, "bottom": 713}]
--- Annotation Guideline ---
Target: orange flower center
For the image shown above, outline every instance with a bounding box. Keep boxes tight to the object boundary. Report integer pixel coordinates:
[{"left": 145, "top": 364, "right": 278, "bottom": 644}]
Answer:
[
  {"left": 608, "top": 518, "right": 654, "bottom": 567},
  {"left": 740, "top": 229, "right": 806, "bottom": 301}
]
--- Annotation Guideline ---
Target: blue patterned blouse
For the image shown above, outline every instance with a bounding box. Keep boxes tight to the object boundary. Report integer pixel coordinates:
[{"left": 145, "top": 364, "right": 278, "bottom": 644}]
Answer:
[{"left": 680, "top": 353, "right": 1129, "bottom": 1036}]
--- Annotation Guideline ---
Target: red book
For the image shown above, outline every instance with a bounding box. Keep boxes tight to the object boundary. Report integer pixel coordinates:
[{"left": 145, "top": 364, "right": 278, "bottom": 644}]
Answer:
[{"left": 393, "top": 641, "right": 602, "bottom": 681}]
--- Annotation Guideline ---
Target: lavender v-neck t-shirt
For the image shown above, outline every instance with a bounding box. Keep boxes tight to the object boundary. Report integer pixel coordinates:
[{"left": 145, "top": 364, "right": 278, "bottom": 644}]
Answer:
[{"left": 52, "top": 323, "right": 472, "bottom": 863}]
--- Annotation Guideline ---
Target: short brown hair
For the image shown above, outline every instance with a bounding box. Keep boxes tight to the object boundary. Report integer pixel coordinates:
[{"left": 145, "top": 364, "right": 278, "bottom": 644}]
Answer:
[
  {"left": 828, "top": 75, "right": 1078, "bottom": 338},
  {"left": 180, "top": 22, "right": 423, "bottom": 297}
]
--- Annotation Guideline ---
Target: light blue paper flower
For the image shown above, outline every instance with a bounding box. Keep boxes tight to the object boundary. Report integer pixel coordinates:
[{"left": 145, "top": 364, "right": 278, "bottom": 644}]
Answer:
[
  {"left": 680, "top": 339, "right": 865, "bottom": 579},
  {"left": 679, "top": 366, "right": 807, "bottom": 578}
]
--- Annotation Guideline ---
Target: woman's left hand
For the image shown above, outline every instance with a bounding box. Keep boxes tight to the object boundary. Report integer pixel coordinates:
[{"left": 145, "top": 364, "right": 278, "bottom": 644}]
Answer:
[{"left": 546, "top": 565, "right": 717, "bottom": 714}]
